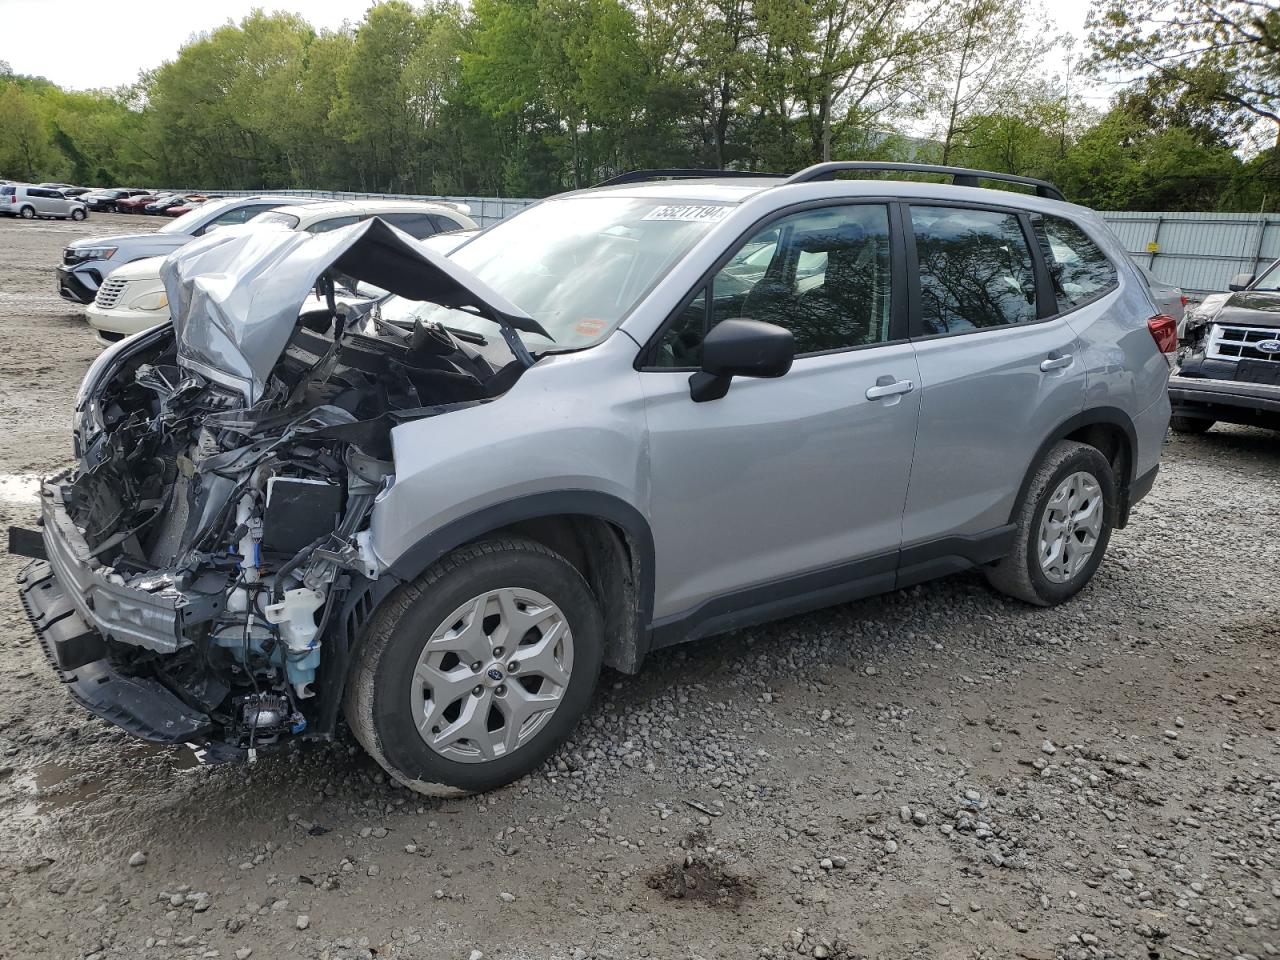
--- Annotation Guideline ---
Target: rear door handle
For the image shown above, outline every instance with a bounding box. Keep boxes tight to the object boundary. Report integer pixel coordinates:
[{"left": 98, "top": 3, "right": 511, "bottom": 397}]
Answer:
[
  {"left": 865, "top": 378, "right": 915, "bottom": 400},
  {"left": 1040, "top": 354, "right": 1073, "bottom": 372}
]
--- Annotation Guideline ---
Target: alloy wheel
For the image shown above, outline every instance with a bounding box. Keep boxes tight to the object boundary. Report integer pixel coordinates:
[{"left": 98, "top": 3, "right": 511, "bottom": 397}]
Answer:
[
  {"left": 1037, "top": 470, "right": 1103, "bottom": 583},
  {"left": 410, "top": 587, "right": 574, "bottom": 763}
]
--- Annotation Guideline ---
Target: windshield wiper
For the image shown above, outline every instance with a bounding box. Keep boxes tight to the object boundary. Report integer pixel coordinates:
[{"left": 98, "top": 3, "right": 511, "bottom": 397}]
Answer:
[{"left": 445, "top": 326, "right": 487, "bottom": 346}]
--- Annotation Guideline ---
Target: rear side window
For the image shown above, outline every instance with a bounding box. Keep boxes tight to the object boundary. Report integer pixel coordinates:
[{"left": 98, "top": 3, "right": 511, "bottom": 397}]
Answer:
[
  {"left": 0, "top": 187, "right": 13, "bottom": 196},
  {"left": 911, "top": 206, "right": 1037, "bottom": 334},
  {"left": 255, "top": 211, "right": 301, "bottom": 229},
  {"left": 1037, "top": 214, "right": 1117, "bottom": 311}
]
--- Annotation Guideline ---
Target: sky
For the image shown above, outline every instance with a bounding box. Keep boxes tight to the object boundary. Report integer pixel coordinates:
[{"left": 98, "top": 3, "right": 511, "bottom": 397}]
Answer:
[{"left": 3, "top": 0, "right": 1113, "bottom": 100}]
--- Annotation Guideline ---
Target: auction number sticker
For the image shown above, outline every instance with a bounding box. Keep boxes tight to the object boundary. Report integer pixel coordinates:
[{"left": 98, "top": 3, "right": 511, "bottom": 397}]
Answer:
[{"left": 642, "top": 204, "right": 730, "bottom": 223}]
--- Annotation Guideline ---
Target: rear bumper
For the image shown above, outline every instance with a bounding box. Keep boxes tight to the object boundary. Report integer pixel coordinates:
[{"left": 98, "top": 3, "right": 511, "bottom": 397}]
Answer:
[
  {"left": 56, "top": 265, "right": 99, "bottom": 304},
  {"left": 1168, "top": 374, "right": 1280, "bottom": 421},
  {"left": 17, "top": 561, "right": 214, "bottom": 745}
]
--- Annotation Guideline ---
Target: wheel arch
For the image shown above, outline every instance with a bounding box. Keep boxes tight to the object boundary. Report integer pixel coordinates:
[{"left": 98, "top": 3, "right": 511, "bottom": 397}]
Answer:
[
  {"left": 1012, "top": 407, "right": 1138, "bottom": 529},
  {"left": 385, "top": 491, "right": 656, "bottom": 675}
]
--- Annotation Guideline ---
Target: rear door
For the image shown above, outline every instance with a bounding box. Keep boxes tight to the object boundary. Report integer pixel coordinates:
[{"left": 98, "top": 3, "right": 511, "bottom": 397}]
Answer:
[
  {"left": 900, "top": 202, "right": 1086, "bottom": 573},
  {"left": 639, "top": 201, "right": 920, "bottom": 623}
]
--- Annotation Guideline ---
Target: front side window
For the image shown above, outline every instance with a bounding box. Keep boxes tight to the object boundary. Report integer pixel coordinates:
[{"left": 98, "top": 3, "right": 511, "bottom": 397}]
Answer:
[
  {"left": 379, "top": 212, "right": 438, "bottom": 238},
  {"left": 1037, "top": 214, "right": 1117, "bottom": 310},
  {"left": 652, "top": 204, "right": 894, "bottom": 366},
  {"left": 912, "top": 206, "right": 1037, "bottom": 334},
  {"left": 309, "top": 215, "right": 360, "bottom": 234}
]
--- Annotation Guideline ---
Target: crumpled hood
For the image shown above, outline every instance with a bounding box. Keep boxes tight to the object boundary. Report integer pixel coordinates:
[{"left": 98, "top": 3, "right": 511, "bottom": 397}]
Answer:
[
  {"left": 160, "top": 217, "right": 547, "bottom": 401},
  {"left": 1189, "top": 290, "right": 1280, "bottom": 330}
]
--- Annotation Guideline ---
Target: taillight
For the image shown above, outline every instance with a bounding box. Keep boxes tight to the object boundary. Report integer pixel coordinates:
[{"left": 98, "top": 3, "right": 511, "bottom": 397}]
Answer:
[{"left": 1147, "top": 314, "right": 1178, "bottom": 353}]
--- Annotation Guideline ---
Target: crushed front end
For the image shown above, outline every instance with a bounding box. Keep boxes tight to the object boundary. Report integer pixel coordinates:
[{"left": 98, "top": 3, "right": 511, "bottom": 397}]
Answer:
[{"left": 16, "top": 218, "right": 544, "bottom": 759}]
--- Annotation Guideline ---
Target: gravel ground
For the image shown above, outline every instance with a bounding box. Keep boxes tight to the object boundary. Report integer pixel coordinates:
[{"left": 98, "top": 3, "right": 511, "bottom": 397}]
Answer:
[{"left": 0, "top": 214, "right": 1276, "bottom": 960}]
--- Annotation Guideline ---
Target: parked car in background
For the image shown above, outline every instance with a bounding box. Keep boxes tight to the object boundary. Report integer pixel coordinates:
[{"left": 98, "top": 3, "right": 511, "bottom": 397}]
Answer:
[
  {"left": 163, "top": 197, "right": 208, "bottom": 217},
  {"left": 144, "top": 194, "right": 196, "bottom": 215},
  {"left": 60, "top": 187, "right": 94, "bottom": 198},
  {"left": 85, "top": 210, "right": 478, "bottom": 341},
  {"left": 252, "top": 198, "right": 476, "bottom": 238},
  {"left": 115, "top": 193, "right": 159, "bottom": 214},
  {"left": 19, "top": 163, "right": 1172, "bottom": 796},
  {"left": 1168, "top": 258, "right": 1280, "bottom": 434},
  {"left": 1135, "top": 264, "right": 1190, "bottom": 335},
  {"left": 82, "top": 189, "right": 149, "bottom": 213},
  {"left": 0, "top": 184, "right": 88, "bottom": 220},
  {"left": 37, "top": 182, "right": 78, "bottom": 191},
  {"left": 57, "top": 195, "right": 318, "bottom": 303}
]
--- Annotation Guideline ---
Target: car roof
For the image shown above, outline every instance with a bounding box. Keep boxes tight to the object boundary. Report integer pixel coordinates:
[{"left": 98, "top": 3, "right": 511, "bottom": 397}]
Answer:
[{"left": 267, "top": 198, "right": 468, "bottom": 222}]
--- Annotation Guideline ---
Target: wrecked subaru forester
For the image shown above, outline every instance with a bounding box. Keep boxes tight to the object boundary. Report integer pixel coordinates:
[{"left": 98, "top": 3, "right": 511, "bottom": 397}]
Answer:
[{"left": 16, "top": 167, "right": 1171, "bottom": 796}]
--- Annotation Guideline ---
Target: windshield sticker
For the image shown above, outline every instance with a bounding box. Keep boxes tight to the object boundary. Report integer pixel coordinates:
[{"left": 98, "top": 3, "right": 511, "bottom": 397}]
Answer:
[
  {"left": 574, "top": 318, "right": 607, "bottom": 337},
  {"left": 642, "top": 204, "right": 730, "bottom": 223}
]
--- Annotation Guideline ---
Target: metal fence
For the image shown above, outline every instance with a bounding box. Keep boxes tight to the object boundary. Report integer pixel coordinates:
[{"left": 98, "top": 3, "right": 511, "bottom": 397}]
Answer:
[
  {"left": 180, "top": 189, "right": 1276, "bottom": 296},
  {"left": 1098, "top": 211, "right": 1279, "bottom": 297}
]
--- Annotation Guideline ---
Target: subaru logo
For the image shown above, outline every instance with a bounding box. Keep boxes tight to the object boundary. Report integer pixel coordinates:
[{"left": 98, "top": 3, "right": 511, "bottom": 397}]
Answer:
[
  {"left": 1257, "top": 339, "right": 1280, "bottom": 353},
  {"left": 486, "top": 667, "right": 504, "bottom": 682}
]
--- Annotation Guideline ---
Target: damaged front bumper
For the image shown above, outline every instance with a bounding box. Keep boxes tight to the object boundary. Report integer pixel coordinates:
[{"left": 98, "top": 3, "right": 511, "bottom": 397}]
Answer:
[{"left": 18, "top": 559, "right": 218, "bottom": 746}]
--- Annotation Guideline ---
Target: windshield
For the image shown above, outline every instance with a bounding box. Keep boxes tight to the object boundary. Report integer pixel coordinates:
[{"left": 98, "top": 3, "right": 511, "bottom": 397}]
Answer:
[
  {"left": 159, "top": 196, "right": 238, "bottom": 235},
  {"left": 1253, "top": 260, "right": 1280, "bottom": 291},
  {"left": 377, "top": 196, "right": 730, "bottom": 350}
]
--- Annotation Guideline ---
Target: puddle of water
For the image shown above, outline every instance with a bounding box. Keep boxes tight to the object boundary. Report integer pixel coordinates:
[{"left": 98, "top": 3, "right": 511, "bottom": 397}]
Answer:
[
  {"left": 0, "top": 473, "right": 41, "bottom": 505},
  {"left": 9, "top": 744, "right": 204, "bottom": 819}
]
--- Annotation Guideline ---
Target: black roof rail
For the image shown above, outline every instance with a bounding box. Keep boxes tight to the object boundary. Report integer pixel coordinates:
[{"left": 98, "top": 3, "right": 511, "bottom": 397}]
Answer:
[
  {"left": 595, "top": 168, "right": 784, "bottom": 187},
  {"left": 786, "top": 161, "right": 1065, "bottom": 201}
]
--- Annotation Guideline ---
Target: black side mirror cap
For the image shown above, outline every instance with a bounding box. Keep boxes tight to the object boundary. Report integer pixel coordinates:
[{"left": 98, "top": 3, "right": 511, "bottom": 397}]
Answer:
[{"left": 689, "top": 318, "right": 795, "bottom": 402}]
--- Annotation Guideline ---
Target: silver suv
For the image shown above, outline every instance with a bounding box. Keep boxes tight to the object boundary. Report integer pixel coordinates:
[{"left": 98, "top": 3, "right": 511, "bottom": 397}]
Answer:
[
  {"left": 1, "top": 184, "right": 88, "bottom": 220},
  {"left": 15, "top": 163, "right": 1172, "bottom": 795},
  {"left": 56, "top": 195, "right": 317, "bottom": 304}
]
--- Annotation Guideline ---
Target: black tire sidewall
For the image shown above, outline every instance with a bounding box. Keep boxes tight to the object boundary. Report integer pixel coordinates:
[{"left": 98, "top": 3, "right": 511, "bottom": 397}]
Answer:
[
  {"left": 1022, "top": 448, "right": 1116, "bottom": 605},
  {"left": 371, "top": 546, "right": 603, "bottom": 794}
]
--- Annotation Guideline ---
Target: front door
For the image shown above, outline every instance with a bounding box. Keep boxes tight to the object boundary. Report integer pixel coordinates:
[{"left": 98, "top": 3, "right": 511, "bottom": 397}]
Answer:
[
  {"left": 638, "top": 202, "right": 920, "bottom": 623},
  {"left": 900, "top": 203, "right": 1087, "bottom": 556}
]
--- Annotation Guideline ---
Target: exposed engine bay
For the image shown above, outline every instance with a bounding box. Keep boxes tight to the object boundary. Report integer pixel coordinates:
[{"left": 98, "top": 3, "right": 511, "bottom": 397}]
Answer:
[{"left": 19, "top": 217, "right": 547, "bottom": 756}]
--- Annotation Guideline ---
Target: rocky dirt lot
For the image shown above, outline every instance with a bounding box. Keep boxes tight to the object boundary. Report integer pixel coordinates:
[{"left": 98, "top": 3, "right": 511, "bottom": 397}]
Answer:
[{"left": 0, "top": 214, "right": 1276, "bottom": 960}]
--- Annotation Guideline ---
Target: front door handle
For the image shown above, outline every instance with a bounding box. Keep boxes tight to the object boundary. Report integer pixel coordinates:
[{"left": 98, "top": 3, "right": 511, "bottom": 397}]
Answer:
[
  {"left": 865, "top": 378, "right": 915, "bottom": 400},
  {"left": 1040, "top": 354, "right": 1073, "bottom": 372}
]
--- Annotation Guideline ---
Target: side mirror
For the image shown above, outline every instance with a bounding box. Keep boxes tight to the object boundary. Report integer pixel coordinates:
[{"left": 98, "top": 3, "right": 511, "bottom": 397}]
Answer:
[
  {"left": 689, "top": 318, "right": 794, "bottom": 403},
  {"left": 1228, "top": 273, "right": 1254, "bottom": 292}
]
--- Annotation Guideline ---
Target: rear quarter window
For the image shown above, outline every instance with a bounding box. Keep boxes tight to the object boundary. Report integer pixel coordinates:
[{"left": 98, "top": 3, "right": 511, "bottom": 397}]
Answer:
[
  {"left": 1037, "top": 215, "right": 1117, "bottom": 312},
  {"left": 0, "top": 187, "right": 13, "bottom": 196}
]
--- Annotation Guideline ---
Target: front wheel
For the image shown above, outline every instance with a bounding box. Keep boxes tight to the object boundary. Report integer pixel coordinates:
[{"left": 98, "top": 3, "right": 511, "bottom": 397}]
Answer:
[
  {"left": 986, "top": 441, "right": 1117, "bottom": 606},
  {"left": 70, "top": 208, "right": 86, "bottom": 221},
  {"left": 345, "top": 538, "right": 603, "bottom": 796}
]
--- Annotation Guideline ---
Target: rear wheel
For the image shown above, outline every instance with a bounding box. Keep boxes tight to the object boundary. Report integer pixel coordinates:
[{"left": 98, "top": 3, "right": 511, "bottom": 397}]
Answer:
[
  {"left": 18, "top": 206, "right": 35, "bottom": 220},
  {"left": 1170, "top": 415, "right": 1213, "bottom": 435},
  {"left": 986, "top": 441, "right": 1116, "bottom": 606},
  {"left": 345, "top": 538, "right": 603, "bottom": 795}
]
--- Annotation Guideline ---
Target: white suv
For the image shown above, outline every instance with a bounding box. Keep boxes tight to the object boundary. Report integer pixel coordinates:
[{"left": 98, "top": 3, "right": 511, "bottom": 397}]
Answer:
[{"left": 84, "top": 200, "right": 477, "bottom": 343}]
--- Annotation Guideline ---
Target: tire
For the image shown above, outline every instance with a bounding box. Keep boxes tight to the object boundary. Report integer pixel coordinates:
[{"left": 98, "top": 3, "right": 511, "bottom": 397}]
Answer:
[
  {"left": 18, "top": 206, "right": 35, "bottom": 220},
  {"left": 1170, "top": 415, "right": 1213, "bottom": 435},
  {"left": 345, "top": 537, "right": 603, "bottom": 796},
  {"left": 985, "top": 440, "right": 1117, "bottom": 606},
  {"left": 70, "top": 208, "right": 85, "bottom": 221}
]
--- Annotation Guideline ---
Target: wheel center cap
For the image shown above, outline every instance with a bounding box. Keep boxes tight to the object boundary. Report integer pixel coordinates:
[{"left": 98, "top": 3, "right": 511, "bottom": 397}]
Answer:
[{"left": 484, "top": 665, "right": 505, "bottom": 686}]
